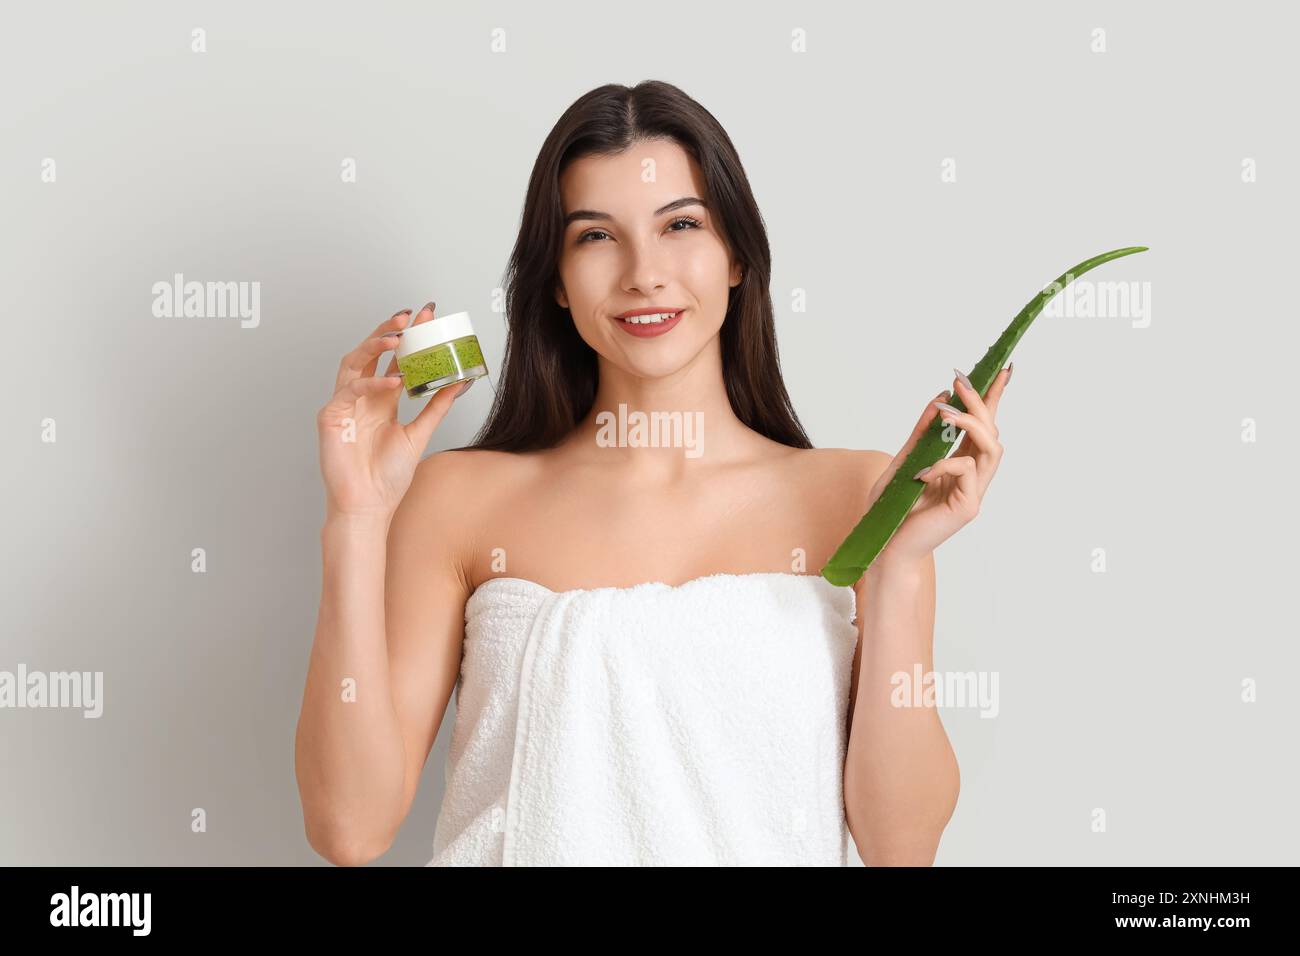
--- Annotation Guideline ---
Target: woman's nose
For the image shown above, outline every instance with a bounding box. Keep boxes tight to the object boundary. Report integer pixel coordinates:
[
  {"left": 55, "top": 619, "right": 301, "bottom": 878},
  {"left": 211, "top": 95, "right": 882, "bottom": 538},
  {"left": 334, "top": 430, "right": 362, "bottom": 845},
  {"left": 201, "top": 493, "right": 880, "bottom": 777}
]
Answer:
[{"left": 620, "top": 239, "right": 667, "bottom": 295}]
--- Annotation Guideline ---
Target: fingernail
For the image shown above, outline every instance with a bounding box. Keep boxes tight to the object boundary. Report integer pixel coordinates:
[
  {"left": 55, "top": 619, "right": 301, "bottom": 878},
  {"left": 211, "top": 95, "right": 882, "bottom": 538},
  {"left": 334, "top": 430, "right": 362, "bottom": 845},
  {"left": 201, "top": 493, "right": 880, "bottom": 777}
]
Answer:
[
  {"left": 454, "top": 379, "right": 474, "bottom": 399},
  {"left": 1005, "top": 361, "right": 1014, "bottom": 384},
  {"left": 934, "top": 401, "right": 961, "bottom": 416},
  {"left": 386, "top": 372, "right": 405, "bottom": 378},
  {"left": 421, "top": 301, "right": 436, "bottom": 316},
  {"left": 914, "top": 466, "right": 932, "bottom": 480},
  {"left": 953, "top": 367, "right": 974, "bottom": 392}
]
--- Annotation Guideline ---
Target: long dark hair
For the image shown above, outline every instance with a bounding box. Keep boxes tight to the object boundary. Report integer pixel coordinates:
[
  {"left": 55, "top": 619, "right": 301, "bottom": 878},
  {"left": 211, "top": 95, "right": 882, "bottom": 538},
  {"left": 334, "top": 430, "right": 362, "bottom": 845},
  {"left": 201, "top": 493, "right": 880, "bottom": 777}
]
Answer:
[{"left": 456, "top": 80, "right": 812, "bottom": 452}]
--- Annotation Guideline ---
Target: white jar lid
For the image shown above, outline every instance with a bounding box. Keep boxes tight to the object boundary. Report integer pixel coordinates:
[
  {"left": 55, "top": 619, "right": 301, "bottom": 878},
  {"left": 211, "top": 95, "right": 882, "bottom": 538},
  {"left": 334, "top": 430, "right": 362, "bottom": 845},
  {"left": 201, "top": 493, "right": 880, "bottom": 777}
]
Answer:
[{"left": 395, "top": 311, "right": 476, "bottom": 358}]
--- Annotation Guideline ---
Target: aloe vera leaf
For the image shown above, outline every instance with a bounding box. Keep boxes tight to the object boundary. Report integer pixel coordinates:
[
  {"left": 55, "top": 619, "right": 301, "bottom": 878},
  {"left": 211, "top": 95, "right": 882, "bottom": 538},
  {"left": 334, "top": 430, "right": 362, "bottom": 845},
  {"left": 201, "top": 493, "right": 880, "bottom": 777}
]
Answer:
[{"left": 820, "top": 245, "right": 1149, "bottom": 587}]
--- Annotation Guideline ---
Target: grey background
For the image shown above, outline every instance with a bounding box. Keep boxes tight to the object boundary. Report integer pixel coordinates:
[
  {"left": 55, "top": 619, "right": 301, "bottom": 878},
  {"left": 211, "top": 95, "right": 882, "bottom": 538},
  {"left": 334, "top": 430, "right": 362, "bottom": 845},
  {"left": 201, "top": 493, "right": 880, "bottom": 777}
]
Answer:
[{"left": 3, "top": 0, "right": 1296, "bottom": 865}]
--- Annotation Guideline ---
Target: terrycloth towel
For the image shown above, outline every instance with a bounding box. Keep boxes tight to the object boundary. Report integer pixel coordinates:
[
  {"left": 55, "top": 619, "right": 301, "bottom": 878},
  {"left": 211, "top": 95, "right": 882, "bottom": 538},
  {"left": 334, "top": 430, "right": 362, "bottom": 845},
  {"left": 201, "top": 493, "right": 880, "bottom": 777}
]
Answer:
[{"left": 426, "top": 572, "right": 859, "bottom": 866}]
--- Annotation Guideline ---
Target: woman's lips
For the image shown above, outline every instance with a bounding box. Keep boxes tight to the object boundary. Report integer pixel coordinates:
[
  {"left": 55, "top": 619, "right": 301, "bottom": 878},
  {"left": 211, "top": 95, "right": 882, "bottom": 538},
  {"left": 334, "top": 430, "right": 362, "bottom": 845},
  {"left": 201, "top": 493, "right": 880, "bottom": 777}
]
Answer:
[{"left": 610, "top": 309, "right": 685, "bottom": 338}]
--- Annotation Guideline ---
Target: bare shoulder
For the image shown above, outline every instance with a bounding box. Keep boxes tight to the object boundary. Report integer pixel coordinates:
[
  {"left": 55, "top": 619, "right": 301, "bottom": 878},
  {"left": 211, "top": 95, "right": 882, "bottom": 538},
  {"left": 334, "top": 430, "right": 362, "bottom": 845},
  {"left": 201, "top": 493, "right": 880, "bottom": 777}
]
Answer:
[
  {"left": 395, "top": 447, "right": 538, "bottom": 574},
  {"left": 405, "top": 446, "right": 535, "bottom": 522},
  {"left": 815, "top": 447, "right": 937, "bottom": 598},
  {"left": 792, "top": 446, "right": 893, "bottom": 506},
  {"left": 408, "top": 445, "right": 518, "bottom": 496},
  {"left": 765, "top": 447, "right": 892, "bottom": 556},
  {"left": 772, "top": 447, "right": 897, "bottom": 587}
]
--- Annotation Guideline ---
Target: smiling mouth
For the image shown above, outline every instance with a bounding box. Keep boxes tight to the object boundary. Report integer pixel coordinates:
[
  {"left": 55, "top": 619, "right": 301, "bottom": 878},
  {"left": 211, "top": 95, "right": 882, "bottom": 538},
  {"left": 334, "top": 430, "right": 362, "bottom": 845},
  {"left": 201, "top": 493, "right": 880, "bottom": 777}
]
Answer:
[
  {"left": 610, "top": 309, "right": 686, "bottom": 337},
  {"left": 614, "top": 309, "right": 684, "bottom": 325}
]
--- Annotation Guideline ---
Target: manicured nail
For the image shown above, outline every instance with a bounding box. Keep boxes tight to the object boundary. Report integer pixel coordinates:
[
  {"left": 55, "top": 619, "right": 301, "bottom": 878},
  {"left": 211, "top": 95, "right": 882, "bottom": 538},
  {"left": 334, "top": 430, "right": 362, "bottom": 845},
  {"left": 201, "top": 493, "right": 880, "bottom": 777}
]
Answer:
[
  {"left": 386, "top": 372, "right": 404, "bottom": 378},
  {"left": 454, "top": 379, "right": 474, "bottom": 399},
  {"left": 421, "top": 301, "right": 436, "bottom": 316},
  {"left": 914, "top": 466, "right": 932, "bottom": 480},
  {"left": 934, "top": 401, "right": 961, "bottom": 417},
  {"left": 1005, "top": 361, "right": 1014, "bottom": 384},
  {"left": 953, "top": 367, "right": 973, "bottom": 392}
]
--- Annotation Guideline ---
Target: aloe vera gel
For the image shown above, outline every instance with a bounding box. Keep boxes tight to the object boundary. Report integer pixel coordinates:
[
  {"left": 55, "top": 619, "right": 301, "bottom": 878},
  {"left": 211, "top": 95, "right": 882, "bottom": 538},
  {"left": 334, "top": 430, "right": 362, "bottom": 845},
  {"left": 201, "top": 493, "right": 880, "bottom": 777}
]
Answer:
[{"left": 394, "top": 311, "right": 488, "bottom": 398}]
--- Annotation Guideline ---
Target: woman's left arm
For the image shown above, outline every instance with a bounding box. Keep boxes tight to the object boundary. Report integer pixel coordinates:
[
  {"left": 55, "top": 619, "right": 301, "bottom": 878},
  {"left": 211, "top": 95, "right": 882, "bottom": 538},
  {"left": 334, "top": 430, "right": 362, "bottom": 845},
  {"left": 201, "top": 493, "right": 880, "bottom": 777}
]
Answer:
[{"left": 843, "top": 364, "right": 1012, "bottom": 865}]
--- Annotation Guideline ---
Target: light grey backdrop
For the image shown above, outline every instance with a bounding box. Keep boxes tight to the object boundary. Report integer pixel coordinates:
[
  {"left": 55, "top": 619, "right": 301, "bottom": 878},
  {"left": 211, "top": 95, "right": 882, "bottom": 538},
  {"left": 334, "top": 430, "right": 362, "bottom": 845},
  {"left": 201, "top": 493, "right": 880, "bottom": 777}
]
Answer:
[{"left": 3, "top": 0, "right": 1296, "bottom": 865}]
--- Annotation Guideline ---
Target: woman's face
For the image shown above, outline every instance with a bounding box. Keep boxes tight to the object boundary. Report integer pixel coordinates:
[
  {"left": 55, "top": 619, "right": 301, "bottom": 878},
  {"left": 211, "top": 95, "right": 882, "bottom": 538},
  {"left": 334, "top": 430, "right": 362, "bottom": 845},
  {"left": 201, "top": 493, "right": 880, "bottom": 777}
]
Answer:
[{"left": 555, "top": 137, "right": 743, "bottom": 380}]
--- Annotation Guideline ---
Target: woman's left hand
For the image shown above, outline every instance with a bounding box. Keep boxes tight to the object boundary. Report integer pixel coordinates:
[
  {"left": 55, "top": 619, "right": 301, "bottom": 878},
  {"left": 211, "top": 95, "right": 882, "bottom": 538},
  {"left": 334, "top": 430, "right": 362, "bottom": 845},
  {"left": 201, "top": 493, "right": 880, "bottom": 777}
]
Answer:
[{"left": 871, "top": 365, "right": 1012, "bottom": 569}]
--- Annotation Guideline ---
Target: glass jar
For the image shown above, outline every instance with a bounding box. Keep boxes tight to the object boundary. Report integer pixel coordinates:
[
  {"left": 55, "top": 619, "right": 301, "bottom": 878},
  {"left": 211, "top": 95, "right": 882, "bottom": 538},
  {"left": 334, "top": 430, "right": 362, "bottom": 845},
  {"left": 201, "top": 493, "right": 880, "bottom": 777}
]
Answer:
[{"left": 393, "top": 311, "right": 488, "bottom": 398}]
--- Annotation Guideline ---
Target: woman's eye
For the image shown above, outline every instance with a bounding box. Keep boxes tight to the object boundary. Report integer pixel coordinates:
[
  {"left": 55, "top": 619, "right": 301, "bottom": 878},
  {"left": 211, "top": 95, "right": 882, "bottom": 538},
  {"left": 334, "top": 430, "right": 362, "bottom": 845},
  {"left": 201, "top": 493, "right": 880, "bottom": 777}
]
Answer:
[{"left": 576, "top": 216, "right": 702, "bottom": 244}]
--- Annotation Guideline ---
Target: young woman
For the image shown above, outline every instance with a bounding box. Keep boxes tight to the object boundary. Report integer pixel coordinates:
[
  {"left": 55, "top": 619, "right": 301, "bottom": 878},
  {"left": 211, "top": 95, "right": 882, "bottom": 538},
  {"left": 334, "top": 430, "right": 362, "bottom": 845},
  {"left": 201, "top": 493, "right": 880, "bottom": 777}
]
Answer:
[{"left": 295, "top": 80, "right": 1009, "bottom": 867}]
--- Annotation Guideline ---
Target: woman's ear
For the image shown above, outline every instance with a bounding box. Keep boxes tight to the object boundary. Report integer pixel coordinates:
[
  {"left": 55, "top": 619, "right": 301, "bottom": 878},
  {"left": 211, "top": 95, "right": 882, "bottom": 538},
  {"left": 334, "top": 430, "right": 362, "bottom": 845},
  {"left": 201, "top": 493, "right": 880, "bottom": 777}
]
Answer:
[
  {"left": 555, "top": 282, "right": 569, "bottom": 310},
  {"left": 729, "top": 260, "right": 745, "bottom": 289}
]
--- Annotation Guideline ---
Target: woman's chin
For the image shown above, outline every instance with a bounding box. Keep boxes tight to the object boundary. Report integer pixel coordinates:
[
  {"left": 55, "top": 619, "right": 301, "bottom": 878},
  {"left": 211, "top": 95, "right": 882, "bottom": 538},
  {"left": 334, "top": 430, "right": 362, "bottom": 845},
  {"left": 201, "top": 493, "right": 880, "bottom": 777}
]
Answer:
[{"left": 613, "top": 338, "right": 716, "bottom": 379}]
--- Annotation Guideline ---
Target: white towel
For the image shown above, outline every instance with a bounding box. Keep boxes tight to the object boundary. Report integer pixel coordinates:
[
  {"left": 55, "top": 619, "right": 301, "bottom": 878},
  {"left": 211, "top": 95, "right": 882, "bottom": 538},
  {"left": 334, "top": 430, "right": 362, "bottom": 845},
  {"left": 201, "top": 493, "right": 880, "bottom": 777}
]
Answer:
[{"left": 426, "top": 571, "right": 859, "bottom": 866}]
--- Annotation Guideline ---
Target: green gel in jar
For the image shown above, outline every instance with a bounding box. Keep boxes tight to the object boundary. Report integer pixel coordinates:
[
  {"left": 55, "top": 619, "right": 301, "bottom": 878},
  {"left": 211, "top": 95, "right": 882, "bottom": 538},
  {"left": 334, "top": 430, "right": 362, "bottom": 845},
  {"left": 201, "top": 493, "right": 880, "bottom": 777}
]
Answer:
[{"left": 393, "top": 311, "right": 488, "bottom": 398}]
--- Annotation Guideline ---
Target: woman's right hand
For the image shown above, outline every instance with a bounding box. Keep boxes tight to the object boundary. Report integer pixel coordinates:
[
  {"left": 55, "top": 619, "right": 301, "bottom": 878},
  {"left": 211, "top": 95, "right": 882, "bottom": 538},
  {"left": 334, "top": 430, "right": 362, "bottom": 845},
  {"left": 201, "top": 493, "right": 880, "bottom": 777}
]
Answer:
[{"left": 316, "top": 302, "right": 470, "bottom": 521}]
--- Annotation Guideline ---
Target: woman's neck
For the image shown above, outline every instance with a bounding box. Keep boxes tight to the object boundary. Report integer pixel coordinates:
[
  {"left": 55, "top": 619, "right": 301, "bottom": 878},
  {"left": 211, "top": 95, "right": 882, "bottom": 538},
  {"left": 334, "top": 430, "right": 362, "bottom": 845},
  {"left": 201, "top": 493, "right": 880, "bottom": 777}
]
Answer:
[{"left": 561, "top": 344, "right": 767, "bottom": 479}]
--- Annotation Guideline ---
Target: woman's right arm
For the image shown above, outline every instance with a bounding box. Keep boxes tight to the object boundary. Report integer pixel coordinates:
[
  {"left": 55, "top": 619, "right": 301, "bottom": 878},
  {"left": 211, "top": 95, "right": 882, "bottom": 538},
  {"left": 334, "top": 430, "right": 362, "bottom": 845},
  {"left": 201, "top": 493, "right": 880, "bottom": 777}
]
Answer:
[{"left": 294, "top": 304, "right": 474, "bottom": 866}]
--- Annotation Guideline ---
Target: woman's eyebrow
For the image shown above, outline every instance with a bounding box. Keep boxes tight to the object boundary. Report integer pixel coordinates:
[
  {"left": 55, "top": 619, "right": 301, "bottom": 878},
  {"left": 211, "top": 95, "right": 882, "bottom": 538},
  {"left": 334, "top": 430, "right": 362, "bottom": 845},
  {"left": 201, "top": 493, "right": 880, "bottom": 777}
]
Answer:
[{"left": 563, "top": 196, "right": 707, "bottom": 227}]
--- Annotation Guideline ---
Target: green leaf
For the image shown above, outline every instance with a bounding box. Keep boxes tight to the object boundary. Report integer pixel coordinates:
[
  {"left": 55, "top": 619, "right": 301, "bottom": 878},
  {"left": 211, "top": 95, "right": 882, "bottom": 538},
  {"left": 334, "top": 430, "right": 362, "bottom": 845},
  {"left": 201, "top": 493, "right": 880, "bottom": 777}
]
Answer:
[{"left": 820, "top": 246, "right": 1149, "bottom": 587}]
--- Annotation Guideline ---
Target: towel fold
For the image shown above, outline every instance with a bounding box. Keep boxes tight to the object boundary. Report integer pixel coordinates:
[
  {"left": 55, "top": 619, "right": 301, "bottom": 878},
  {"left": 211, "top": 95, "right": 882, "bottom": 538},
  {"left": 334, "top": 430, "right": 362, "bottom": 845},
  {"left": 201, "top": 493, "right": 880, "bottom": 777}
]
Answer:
[{"left": 427, "top": 571, "right": 859, "bottom": 866}]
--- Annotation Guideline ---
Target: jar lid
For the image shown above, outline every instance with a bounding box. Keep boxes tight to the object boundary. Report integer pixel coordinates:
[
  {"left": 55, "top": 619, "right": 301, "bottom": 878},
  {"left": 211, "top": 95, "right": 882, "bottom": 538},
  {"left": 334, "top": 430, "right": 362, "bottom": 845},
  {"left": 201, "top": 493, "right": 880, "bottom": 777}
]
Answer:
[{"left": 394, "top": 311, "right": 476, "bottom": 358}]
